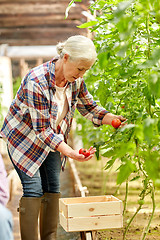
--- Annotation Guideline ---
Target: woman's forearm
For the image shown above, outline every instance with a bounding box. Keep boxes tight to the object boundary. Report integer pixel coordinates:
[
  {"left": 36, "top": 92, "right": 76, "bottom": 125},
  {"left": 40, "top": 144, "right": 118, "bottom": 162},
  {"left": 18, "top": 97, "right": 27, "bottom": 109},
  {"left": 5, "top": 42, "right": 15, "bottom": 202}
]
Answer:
[{"left": 57, "top": 141, "right": 74, "bottom": 158}]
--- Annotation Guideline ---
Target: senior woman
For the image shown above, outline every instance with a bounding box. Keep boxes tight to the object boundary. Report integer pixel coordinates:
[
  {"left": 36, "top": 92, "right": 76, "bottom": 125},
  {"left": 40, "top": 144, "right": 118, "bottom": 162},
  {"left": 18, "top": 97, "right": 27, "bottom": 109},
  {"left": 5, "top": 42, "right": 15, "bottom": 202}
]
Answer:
[{"left": 0, "top": 35, "right": 125, "bottom": 240}]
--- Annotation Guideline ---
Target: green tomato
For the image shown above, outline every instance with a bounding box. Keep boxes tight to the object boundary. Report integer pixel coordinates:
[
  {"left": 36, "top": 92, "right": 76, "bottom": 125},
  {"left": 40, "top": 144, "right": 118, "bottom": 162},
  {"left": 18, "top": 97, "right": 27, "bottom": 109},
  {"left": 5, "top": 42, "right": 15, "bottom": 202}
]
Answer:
[{"left": 138, "top": 199, "right": 144, "bottom": 205}]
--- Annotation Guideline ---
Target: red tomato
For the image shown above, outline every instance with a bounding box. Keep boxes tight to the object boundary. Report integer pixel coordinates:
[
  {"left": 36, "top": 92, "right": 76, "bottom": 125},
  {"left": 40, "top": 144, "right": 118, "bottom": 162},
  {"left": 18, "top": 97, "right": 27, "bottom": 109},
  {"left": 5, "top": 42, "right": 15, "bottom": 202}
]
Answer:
[
  {"left": 79, "top": 148, "right": 91, "bottom": 157},
  {"left": 79, "top": 148, "right": 85, "bottom": 154},
  {"left": 111, "top": 119, "right": 121, "bottom": 129},
  {"left": 84, "top": 150, "right": 91, "bottom": 157}
]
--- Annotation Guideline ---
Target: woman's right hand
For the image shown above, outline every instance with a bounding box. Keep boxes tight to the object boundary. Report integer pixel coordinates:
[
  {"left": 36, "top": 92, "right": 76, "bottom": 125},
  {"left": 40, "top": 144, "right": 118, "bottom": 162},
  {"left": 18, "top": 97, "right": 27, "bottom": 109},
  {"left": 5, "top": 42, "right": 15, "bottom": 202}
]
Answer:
[
  {"left": 57, "top": 142, "right": 96, "bottom": 162},
  {"left": 72, "top": 146, "right": 96, "bottom": 162}
]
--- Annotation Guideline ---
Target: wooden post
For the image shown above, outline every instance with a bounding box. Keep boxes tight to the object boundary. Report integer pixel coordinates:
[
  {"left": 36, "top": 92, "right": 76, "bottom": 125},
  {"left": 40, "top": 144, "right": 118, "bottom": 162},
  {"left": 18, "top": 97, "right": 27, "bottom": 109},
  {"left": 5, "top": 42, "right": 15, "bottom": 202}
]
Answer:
[
  {"left": 36, "top": 57, "right": 43, "bottom": 66},
  {"left": 19, "top": 58, "right": 29, "bottom": 78},
  {"left": 68, "top": 158, "right": 88, "bottom": 197},
  {"left": 7, "top": 169, "right": 21, "bottom": 203}
]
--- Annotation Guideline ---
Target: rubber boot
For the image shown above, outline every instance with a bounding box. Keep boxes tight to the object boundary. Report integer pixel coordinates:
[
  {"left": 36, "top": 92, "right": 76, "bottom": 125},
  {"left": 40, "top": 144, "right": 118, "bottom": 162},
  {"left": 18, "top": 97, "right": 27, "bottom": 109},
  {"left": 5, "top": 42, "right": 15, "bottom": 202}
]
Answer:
[
  {"left": 40, "top": 192, "right": 61, "bottom": 240},
  {"left": 18, "top": 197, "right": 42, "bottom": 240}
]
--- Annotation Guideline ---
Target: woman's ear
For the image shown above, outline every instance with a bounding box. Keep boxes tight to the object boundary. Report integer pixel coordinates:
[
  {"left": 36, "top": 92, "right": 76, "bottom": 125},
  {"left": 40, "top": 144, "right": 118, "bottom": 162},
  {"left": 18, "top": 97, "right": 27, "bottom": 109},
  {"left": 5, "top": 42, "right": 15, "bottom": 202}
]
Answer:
[{"left": 63, "top": 54, "right": 69, "bottom": 63}]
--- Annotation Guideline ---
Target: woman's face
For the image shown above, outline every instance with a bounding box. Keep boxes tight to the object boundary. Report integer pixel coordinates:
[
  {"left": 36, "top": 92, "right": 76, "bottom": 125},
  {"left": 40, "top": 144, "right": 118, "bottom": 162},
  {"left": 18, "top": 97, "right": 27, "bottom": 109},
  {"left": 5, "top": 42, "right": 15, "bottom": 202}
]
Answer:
[{"left": 63, "top": 54, "right": 95, "bottom": 82}]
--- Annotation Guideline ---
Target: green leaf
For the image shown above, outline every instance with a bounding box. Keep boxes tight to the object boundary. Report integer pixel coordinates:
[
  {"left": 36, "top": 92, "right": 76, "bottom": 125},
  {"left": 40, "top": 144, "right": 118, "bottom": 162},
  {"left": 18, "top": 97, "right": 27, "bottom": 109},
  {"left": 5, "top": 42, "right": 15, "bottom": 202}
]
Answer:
[
  {"left": 97, "top": 51, "right": 110, "bottom": 70},
  {"left": 104, "top": 159, "right": 116, "bottom": 170},
  {"left": 143, "top": 118, "right": 157, "bottom": 144},
  {"left": 145, "top": 151, "right": 160, "bottom": 181},
  {"left": 148, "top": 73, "right": 160, "bottom": 98},
  {"left": 65, "top": 0, "right": 81, "bottom": 19},
  {"left": 102, "top": 142, "right": 136, "bottom": 161},
  {"left": 134, "top": 125, "right": 144, "bottom": 142},
  {"left": 101, "top": 147, "right": 115, "bottom": 158},
  {"left": 77, "top": 21, "right": 98, "bottom": 29},
  {"left": 130, "top": 175, "right": 140, "bottom": 182},
  {"left": 95, "top": 0, "right": 107, "bottom": 9},
  {"left": 65, "top": 0, "right": 74, "bottom": 19},
  {"left": 113, "top": 1, "right": 132, "bottom": 19},
  {"left": 120, "top": 124, "right": 135, "bottom": 132},
  {"left": 96, "top": 80, "right": 110, "bottom": 106},
  {"left": 139, "top": 48, "right": 160, "bottom": 69},
  {"left": 117, "top": 161, "right": 137, "bottom": 185},
  {"left": 143, "top": 86, "right": 155, "bottom": 106},
  {"left": 158, "top": 120, "right": 160, "bottom": 133},
  {"left": 117, "top": 44, "right": 128, "bottom": 57}
]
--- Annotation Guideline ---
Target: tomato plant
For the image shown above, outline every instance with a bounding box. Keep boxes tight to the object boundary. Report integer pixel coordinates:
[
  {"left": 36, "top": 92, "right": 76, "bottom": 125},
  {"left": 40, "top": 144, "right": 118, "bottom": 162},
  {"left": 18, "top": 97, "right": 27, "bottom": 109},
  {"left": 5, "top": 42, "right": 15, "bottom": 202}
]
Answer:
[{"left": 67, "top": 0, "right": 160, "bottom": 239}]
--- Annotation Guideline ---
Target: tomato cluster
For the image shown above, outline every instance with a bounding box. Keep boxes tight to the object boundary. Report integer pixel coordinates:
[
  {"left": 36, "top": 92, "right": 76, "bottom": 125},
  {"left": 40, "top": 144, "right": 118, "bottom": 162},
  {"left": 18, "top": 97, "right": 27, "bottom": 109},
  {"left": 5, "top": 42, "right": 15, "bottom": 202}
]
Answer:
[{"left": 79, "top": 148, "right": 91, "bottom": 157}]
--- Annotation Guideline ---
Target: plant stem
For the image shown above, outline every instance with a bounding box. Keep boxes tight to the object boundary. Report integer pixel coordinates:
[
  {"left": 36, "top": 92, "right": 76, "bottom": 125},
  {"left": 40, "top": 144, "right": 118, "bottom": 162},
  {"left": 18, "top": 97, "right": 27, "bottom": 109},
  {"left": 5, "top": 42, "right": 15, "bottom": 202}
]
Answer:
[
  {"left": 146, "top": 13, "right": 150, "bottom": 59},
  {"left": 114, "top": 184, "right": 120, "bottom": 195},
  {"left": 123, "top": 178, "right": 148, "bottom": 240},
  {"left": 138, "top": 158, "right": 148, "bottom": 179},
  {"left": 123, "top": 179, "right": 128, "bottom": 215},
  {"left": 141, "top": 185, "right": 156, "bottom": 240},
  {"left": 100, "top": 158, "right": 104, "bottom": 194},
  {"left": 148, "top": 102, "right": 152, "bottom": 118},
  {"left": 123, "top": 204, "right": 142, "bottom": 240}
]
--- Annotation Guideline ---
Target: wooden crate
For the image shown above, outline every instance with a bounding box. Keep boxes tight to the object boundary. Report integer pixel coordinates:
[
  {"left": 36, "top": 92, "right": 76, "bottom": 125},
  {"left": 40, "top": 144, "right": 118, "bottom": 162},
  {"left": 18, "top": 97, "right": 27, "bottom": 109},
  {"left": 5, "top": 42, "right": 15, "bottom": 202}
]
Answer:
[{"left": 59, "top": 195, "right": 123, "bottom": 232}]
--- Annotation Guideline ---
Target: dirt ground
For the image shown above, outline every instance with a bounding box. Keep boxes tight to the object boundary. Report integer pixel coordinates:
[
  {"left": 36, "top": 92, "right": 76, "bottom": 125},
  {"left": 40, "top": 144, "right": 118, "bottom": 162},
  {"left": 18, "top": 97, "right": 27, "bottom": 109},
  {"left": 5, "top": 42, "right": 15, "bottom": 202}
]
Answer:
[{"left": 75, "top": 157, "right": 160, "bottom": 240}]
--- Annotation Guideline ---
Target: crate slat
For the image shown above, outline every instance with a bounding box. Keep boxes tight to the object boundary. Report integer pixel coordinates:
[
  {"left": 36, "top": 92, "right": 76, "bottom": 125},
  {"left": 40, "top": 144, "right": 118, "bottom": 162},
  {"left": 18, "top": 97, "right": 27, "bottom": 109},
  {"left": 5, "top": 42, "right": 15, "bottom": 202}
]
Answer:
[
  {"left": 60, "top": 195, "right": 120, "bottom": 205},
  {"left": 59, "top": 195, "right": 123, "bottom": 218},
  {"left": 60, "top": 213, "right": 123, "bottom": 232}
]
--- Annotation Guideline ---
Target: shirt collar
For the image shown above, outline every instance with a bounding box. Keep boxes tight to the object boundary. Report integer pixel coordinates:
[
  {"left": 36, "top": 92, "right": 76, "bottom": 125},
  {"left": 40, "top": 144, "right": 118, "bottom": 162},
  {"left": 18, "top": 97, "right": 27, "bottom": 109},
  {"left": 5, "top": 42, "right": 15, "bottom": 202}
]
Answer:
[
  {"left": 49, "top": 57, "right": 58, "bottom": 89},
  {"left": 49, "top": 56, "right": 71, "bottom": 90}
]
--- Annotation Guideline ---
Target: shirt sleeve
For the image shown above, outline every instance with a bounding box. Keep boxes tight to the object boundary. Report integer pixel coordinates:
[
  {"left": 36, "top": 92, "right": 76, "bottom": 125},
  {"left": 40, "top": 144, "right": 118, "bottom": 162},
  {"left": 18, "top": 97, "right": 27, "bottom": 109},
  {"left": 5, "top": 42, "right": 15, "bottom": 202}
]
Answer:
[
  {"left": 77, "top": 79, "right": 109, "bottom": 127},
  {"left": 24, "top": 78, "right": 63, "bottom": 150},
  {"left": 0, "top": 154, "right": 9, "bottom": 206}
]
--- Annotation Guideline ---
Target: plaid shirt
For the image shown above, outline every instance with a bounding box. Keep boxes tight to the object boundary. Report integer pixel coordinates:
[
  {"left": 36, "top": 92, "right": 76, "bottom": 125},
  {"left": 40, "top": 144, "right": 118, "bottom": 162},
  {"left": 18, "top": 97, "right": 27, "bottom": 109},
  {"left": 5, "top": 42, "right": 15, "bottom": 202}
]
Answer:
[{"left": 0, "top": 58, "right": 108, "bottom": 177}]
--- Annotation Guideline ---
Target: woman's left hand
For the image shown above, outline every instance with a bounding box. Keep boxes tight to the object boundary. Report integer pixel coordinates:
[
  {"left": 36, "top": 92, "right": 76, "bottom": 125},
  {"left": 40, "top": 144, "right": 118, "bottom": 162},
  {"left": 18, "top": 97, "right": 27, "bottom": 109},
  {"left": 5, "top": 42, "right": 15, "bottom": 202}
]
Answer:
[{"left": 102, "top": 112, "right": 127, "bottom": 127}]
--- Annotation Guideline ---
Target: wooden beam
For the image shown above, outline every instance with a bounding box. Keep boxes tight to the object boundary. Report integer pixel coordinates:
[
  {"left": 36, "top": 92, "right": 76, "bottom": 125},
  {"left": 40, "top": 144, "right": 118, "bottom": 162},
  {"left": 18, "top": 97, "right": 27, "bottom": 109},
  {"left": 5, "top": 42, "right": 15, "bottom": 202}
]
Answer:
[
  {"left": 0, "top": 14, "right": 86, "bottom": 28},
  {"left": 0, "top": 26, "right": 87, "bottom": 35},
  {"left": 0, "top": 0, "right": 89, "bottom": 46},
  {"left": 0, "top": 0, "right": 89, "bottom": 3},
  {"left": 0, "top": 33, "right": 87, "bottom": 46},
  {"left": 0, "top": 3, "right": 84, "bottom": 14},
  {"left": 0, "top": 17, "right": 82, "bottom": 28},
  {"left": 0, "top": 27, "right": 87, "bottom": 46}
]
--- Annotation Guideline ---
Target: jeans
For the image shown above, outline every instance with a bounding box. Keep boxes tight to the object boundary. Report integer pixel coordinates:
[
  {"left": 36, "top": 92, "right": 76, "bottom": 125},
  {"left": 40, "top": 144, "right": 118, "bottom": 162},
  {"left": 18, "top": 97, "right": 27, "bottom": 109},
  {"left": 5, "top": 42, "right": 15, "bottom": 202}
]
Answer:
[
  {"left": 8, "top": 151, "right": 61, "bottom": 197},
  {"left": 0, "top": 203, "right": 14, "bottom": 240}
]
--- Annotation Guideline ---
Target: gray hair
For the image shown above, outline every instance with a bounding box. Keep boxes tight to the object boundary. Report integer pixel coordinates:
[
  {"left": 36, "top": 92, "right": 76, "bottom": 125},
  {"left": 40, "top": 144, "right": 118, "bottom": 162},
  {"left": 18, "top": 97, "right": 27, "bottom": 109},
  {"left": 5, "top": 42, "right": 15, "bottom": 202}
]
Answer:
[{"left": 56, "top": 35, "right": 97, "bottom": 62}]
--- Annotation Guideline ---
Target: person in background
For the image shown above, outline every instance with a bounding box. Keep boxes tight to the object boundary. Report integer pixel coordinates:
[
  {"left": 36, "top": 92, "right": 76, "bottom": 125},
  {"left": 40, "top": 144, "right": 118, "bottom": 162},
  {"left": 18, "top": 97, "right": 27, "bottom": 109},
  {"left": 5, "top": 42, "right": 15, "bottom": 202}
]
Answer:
[
  {"left": 0, "top": 35, "right": 126, "bottom": 240},
  {"left": 0, "top": 153, "right": 14, "bottom": 240}
]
